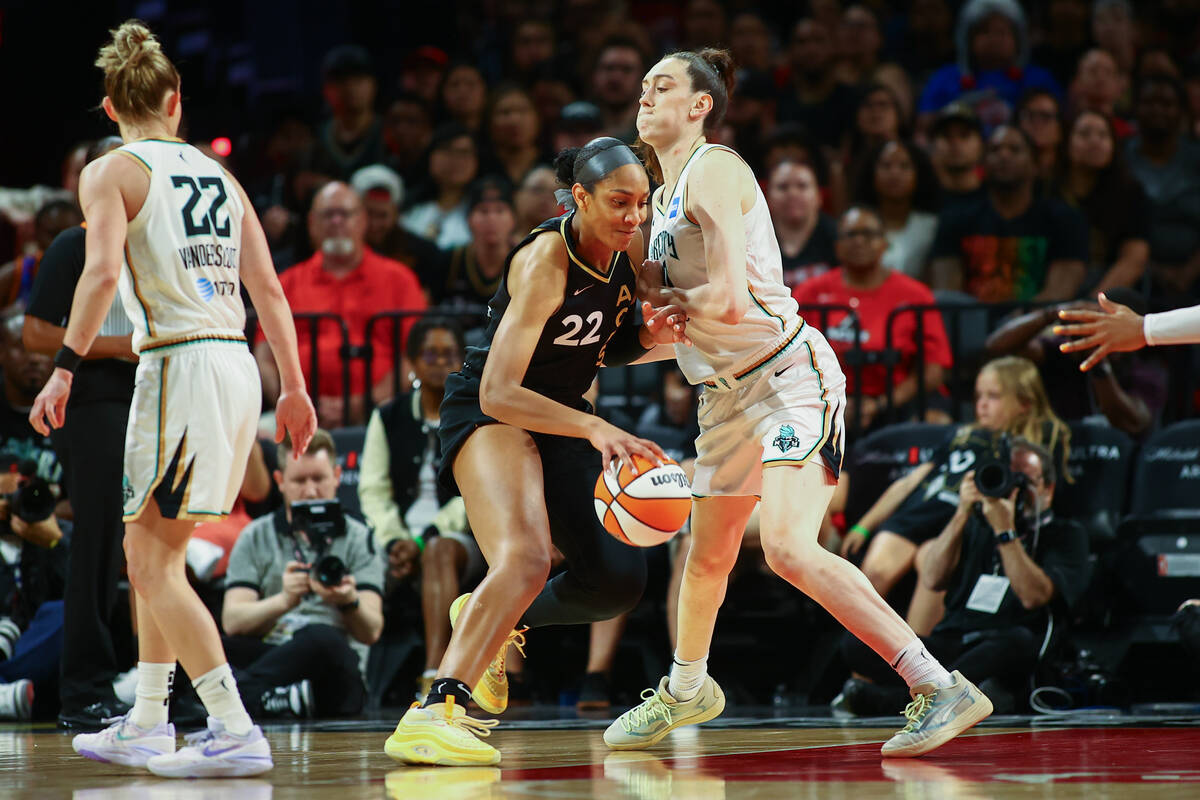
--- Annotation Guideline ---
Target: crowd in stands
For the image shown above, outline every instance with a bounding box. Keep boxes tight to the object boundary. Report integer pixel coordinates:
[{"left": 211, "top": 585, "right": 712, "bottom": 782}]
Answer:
[{"left": 1, "top": 0, "right": 1200, "bottom": 722}]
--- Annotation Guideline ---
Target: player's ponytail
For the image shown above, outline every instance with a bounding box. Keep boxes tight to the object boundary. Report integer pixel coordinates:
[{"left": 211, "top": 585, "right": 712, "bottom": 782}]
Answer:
[
  {"left": 95, "top": 19, "right": 180, "bottom": 121},
  {"left": 662, "top": 47, "right": 736, "bottom": 132}
]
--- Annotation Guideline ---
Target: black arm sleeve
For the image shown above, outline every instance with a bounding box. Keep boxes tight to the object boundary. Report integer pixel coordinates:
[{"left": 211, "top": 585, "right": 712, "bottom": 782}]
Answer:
[{"left": 26, "top": 226, "right": 86, "bottom": 326}]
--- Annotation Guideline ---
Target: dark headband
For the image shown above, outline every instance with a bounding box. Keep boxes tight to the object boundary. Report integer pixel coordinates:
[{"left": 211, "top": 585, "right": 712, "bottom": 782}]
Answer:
[{"left": 574, "top": 138, "right": 641, "bottom": 185}]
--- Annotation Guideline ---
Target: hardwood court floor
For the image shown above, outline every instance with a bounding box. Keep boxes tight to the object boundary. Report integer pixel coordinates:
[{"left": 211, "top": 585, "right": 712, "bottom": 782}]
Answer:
[{"left": 4, "top": 715, "right": 1199, "bottom": 799}]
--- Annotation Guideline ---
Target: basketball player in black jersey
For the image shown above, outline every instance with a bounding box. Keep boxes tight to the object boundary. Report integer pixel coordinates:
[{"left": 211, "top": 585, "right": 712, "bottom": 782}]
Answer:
[{"left": 385, "top": 138, "right": 689, "bottom": 766}]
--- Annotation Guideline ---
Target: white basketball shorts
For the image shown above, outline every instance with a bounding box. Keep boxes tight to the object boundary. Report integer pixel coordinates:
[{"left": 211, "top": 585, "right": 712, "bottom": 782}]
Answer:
[
  {"left": 691, "top": 324, "right": 847, "bottom": 497},
  {"left": 122, "top": 339, "right": 261, "bottom": 522}
]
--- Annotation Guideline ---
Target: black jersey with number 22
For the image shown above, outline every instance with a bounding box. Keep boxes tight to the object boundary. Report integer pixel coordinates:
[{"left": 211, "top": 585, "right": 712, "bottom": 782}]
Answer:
[{"left": 461, "top": 212, "right": 639, "bottom": 408}]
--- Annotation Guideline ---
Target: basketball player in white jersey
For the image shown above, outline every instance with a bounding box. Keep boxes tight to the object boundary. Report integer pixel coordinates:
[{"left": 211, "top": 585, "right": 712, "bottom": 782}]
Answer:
[
  {"left": 605, "top": 49, "right": 992, "bottom": 758},
  {"left": 29, "top": 21, "right": 315, "bottom": 778}
]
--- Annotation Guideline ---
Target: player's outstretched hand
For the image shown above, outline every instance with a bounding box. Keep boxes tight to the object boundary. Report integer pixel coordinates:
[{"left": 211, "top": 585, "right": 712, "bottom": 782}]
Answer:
[
  {"left": 587, "top": 419, "right": 667, "bottom": 476},
  {"left": 1054, "top": 292, "right": 1146, "bottom": 371},
  {"left": 642, "top": 301, "right": 693, "bottom": 346},
  {"left": 29, "top": 368, "right": 73, "bottom": 436},
  {"left": 276, "top": 389, "right": 317, "bottom": 457}
]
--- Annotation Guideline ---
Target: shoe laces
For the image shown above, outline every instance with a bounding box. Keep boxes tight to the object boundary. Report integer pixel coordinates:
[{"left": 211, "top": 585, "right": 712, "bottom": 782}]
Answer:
[
  {"left": 436, "top": 697, "right": 499, "bottom": 739},
  {"left": 621, "top": 688, "right": 673, "bottom": 733},
  {"left": 488, "top": 628, "right": 528, "bottom": 679},
  {"left": 899, "top": 690, "right": 937, "bottom": 734},
  {"left": 184, "top": 726, "right": 219, "bottom": 748}
]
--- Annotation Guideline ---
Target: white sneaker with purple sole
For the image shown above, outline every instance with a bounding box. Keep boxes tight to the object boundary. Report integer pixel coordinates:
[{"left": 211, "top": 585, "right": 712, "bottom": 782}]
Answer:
[
  {"left": 146, "top": 717, "right": 273, "bottom": 778},
  {"left": 72, "top": 712, "right": 176, "bottom": 767}
]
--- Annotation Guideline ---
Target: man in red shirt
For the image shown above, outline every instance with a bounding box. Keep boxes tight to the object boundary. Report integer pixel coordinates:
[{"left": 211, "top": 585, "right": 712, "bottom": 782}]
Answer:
[
  {"left": 255, "top": 182, "right": 426, "bottom": 428},
  {"left": 793, "top": 207, "right": 952, "bottom": 432}
]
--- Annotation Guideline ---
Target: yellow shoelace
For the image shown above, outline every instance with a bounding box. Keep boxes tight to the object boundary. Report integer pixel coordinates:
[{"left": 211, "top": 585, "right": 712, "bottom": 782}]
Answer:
[
  {"left": 899, "top": 690, "right": 936, "bottom": 734},
  {"left": 490, "top": 628, "right": 528, "bottom": 678},
  {"left": 621, "top": 688, "right": 674, "bottom": 733},
  {"left": 416, "top": 698, "right": 500, "bottom": 738}
]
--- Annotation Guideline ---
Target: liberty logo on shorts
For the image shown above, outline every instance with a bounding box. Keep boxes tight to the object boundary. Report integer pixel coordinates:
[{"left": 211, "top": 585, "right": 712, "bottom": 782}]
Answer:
[
  {"left": 772, "top": 425, "right": 801, "bottom": 453},
  {"left": 122, "top": 475, "right": 135, "bottom": 504}
]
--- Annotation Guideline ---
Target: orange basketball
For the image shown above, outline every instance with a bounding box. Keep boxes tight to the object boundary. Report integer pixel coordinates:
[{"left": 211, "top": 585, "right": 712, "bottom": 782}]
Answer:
[{"left": 594, "top": 454, "right": 692, "bottom": 547}]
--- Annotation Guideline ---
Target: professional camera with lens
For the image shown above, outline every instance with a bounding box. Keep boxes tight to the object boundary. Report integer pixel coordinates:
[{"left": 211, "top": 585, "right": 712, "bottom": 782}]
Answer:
[
  {"left": 4, "top": 460, "right": 56, "bottom": 524},
  {"left": 973, "top": 434, "right": 1029, "bottom": 499},
  {"left": 290, "top": 498, "right": 348, "bottom": 588}
]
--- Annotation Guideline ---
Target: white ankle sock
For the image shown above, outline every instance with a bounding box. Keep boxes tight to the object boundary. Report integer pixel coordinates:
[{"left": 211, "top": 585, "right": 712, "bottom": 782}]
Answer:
[
  {"left": 891, "top": 639, "right": 954, "bottom": 690},
  {"left": 667, "top": 653, "right": 708, "bottom": 702},
  {"left": 130, "top": 661, "right": 174, "bottom": 729},
  {"left": 193, "top": 663, "right": 254, "bottom": 736}
]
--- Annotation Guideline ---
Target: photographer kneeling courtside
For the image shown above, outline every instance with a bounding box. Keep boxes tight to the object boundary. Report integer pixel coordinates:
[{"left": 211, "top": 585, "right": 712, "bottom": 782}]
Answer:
[
  {"left": 838, "top": 437, "right": 1089, "bottom": 715},
  {"left": 221, "top": 430, "right": 384, "bottom": 719}
]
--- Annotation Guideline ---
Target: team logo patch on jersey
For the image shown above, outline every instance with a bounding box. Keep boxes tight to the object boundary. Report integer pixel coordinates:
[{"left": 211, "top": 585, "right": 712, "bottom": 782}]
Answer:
[
  {"left": 122, "top": 475, "right": 135, "bottom": 504},
  {"left": 668, "top": 196, "right": 681, "bottom": 219},
  {"left": 196, "top": 276, "right": 215, "bottom": 301},
  {"left": 772, "top": 424, "right": 802, "bottom": 453}
]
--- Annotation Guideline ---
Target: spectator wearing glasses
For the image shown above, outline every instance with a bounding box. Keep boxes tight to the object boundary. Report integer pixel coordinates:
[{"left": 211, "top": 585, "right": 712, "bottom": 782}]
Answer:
[
  {"left": 1016, "top": 89, "right": 1064, "bottom": 184},
  {"left": 256, "top": 182, "right": 426, "bottom": 429},
  {"left": 358, "top": 317, "right": 478, "bottom": 701},
  {"left": 793, "top": 207, "right": 950, "bottom": 434},
  {"left": 403, "top": 124, "right": 480, "bottom": 251}
]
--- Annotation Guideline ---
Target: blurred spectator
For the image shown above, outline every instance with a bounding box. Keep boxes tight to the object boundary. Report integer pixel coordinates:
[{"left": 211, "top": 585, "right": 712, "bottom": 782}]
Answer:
[
  {"left": 223, "top": 430, "right": 384, "bottom": 719},
  {"left": 402, "top": 124, "right": 479, "bottom": 250},
  {"left": 510, "top": 20, "right": 556, "bottom": 84},
  {"left": 846, "top": 356, "right": 1072, "bottom": 632},
  {"left": 1135, "top": 47, "right": 1181, "bottom": 83},
  {"left": 553, "top": 101, "right": 606, "bottom": 153},
  {"left": 482, "top": 85, "right": 547, "bottom": 186},
  {"left": 725, "top": 71, "right": 778, "bottom": 169},
  {"left": 0, "top": 316, "right": 60, "bottom": 485},
  {"left": 840, "top": 438, "right": 1088, "bottom": 715},
  {"left": 247, "top": 110, "right": 320, "bottom": 269},
  {"left": 0, "top": 468, "right": 67, "bottom": 720},
  {"left": 985, "top": 288, "right": 1164, "bottom": 438},
  {"left": 842, "top": 83, "right": 907, "bottom": 174},
  {"left": 257, "top": 182, "right": 426, "bottom": 429},
  {"left": 852, "top": 140, "right": 940, "bottom": 279},
  {"left": 768, "top": 160, "right": 838, "bottom": 289},
  {"left": 929, "top": 103, "right": 986, "bottom": 203},
  {"left": 530, "top": 65, "right": 577, "bottom": 138},
  {"left": 1092, "top": 0, "right": 1137, "bottom": 75},
  {"left": 763, "top": 124, "right": 847, "bottom": 215},
  {"left": 635, "top": 368, "right": 700, "bottom": 464},
  {"left": 513, "top": 165, "right": 561, "bottom": 238},
  {"left": 0, "top": 201, "right": 82, "bottom": 313},
  {"left": 1069, "top": 48, "right": 1133, "bottom": 138},
  {"left": 1186, "top": 60, "right": 1200, "bottom": 139},
  {"left": 589, "top": 35, "right": 647, "bottom": 142},
  {"left": 400, "top": 46, "right": 449, "bottom": 105},
  {"left": 931, "top": 125, "right": 1088, "bottom": 302},
  {"left": 682, "top": 0, "right": 727, "bottom": 49},
  {"left": 382, "top": 93, "right": 435, "bottom": 196},
  {"left": 59, "top": 141, "right": 89, "bottom": 199},
  {"left": 1056, "top": 111, "right": 1149, "bottom": 293},
  {"left": 1125, "top": 75, "right": 1200, "bottom": 298},
  {"left": 359, "top": 317, "right": 475, "bottom": 701},
  {"left": 349, "top": 164, "right": 440, "bottom": 286},
  {"left": 438, "top": 63, "right": 488, "bottom": 136},
  {"left": 891, "top": 0, "right": 956, "bottom": 86},
  {"left": 917, "top": 0, "right": 1062, "bottom": 135},
  {"left": 1031, "top": 0, "right": 1091, "bottom": 87},
  {"left": 729, "top": 12, "right": 772, "bottom": 75},
  {"left": 793, "top": 207, "right": 951, "bottom": 433},
  {"left": 433, "top": 177, "right": 516, "bottom": 310},
  {"left": 778, "top": 18, "right": 859, "bottom": 151},
  {"left": 1016, "top": 89, "right": 1065, "bottom": 183},
  {"left": 311, "top": 46, "right": 385, "bottom": 181},
  {"left": 835, "top": 5, "right": 914, "bottom": 120}
]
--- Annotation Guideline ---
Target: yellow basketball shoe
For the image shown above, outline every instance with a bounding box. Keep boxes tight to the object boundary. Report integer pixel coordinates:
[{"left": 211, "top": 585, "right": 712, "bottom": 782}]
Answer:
[
  {"left": 448, "top": 593, "right": 528, "bottom": 715},
  {"left": 384, "top": 698, "right": 501, "bottom": 766}
]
